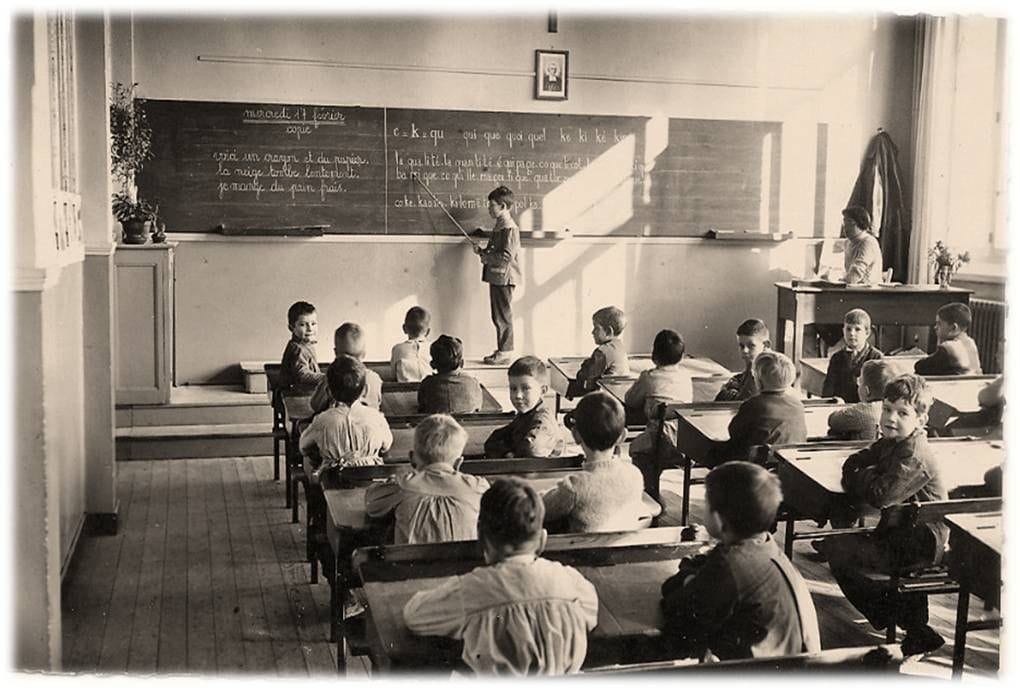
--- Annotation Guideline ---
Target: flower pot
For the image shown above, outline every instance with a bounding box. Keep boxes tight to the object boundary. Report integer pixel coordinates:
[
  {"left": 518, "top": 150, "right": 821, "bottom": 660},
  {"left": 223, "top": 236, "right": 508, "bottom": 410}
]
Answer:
[{"left": 121, "top": 219, "right": 150, "bottom": 245}]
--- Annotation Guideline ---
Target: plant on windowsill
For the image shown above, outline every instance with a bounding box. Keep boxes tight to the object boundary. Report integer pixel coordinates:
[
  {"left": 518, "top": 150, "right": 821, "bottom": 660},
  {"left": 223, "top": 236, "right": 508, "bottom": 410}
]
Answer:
[
  {"left": 110, "top": 82, "right": 155, "bottom": 244},
  {"left": 928, "top": 241, "right": 970, "bottom": 288}
]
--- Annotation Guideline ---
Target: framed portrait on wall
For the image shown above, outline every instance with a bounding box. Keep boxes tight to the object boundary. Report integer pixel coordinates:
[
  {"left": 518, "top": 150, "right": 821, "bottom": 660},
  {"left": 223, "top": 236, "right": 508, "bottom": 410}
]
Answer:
[{"left": 535, "top": 49, "right": 568, "bottom": 100}]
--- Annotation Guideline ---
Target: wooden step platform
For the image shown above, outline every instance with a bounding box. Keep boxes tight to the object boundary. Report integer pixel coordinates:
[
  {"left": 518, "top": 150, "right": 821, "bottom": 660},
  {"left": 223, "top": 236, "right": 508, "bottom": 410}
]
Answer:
[{"left": 116, "top": 423, "right": 274, "bottom": 460}]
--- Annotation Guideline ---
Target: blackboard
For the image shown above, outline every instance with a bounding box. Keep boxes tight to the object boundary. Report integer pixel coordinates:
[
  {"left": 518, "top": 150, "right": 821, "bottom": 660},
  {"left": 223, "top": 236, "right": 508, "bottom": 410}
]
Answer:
[{"left": 139, "top": 99, "right": 782, "bottom": 236}]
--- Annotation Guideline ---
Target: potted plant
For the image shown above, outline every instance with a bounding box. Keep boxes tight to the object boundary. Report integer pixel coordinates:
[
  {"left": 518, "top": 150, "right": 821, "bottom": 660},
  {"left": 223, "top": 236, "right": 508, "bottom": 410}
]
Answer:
[
  {"left": 928, "top": 241, "right": 970, "bottom": 288},
  {"left": 109, "top": 82, "right": 155, "bottom": 244}
]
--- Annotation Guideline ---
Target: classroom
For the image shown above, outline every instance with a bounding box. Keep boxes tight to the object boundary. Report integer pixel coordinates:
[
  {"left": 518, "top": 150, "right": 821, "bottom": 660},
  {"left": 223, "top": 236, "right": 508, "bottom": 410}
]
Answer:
[{"left": 10, "top": 5, "right": 1009, "bottom": 680}]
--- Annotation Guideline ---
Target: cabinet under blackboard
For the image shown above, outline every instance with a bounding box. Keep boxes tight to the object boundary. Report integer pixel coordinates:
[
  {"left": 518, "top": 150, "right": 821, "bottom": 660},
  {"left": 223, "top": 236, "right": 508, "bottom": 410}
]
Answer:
[{"left": 138, "top": 99, "right": 782, "bottom": 237}]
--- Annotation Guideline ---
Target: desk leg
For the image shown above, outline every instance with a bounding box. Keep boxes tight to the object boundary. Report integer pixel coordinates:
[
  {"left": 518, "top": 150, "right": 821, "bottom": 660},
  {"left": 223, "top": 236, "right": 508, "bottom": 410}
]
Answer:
[
  {"left": 776, "top": 310, "right": 787, "bottom": 355},
  {"left": 681, "top": 454, "right": 692, "bottom": 526},
  {"left": 329, "top": 551, "right": 338, "bottom": 644},
  {"left": 284, "top": 437, "right": 292, "bottom": 509},
  {"left": 952, "top": 579, "right": 971, "bottom": 678},
  {"left": 790, "top": 319, "right": 804, "bottom": 369}
]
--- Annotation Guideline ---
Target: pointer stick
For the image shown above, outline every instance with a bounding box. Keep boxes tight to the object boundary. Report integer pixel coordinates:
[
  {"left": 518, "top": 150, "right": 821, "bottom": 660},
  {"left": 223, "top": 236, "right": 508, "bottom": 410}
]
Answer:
[{"left": 410, "top": 173, "right": 479, "bottom": 247}]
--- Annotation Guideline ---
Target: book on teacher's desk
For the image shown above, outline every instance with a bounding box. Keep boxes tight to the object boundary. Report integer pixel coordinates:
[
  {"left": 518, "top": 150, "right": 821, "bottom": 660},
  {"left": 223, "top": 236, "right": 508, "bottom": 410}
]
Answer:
[{"left": 790, "top": 278, "right": 848, "bottom": 289}]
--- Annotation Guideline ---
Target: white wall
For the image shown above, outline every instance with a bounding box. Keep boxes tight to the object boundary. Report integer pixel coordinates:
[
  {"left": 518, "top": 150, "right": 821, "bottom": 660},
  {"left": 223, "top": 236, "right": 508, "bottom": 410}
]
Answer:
[{"left": 127, "top": 13, "right": 917, "bottom": 382}]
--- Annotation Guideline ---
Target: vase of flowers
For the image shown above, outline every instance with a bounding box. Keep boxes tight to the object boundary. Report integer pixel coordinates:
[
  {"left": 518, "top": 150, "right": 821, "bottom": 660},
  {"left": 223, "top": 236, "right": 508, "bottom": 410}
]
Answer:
[{"left": 928, "top": 241, "right": 970, "bottom": 288}]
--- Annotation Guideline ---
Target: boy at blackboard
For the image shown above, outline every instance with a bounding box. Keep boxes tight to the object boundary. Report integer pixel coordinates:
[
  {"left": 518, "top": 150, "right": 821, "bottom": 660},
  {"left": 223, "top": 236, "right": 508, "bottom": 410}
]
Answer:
[
  {"left": 391, "top": 306, "right": 433, "bottom": 382},
  {"left": 278, "top": 301, "right": 326, "bottom": 394},
  {"left": 473, "top": 186, "right": 521, "bottom": 366}
]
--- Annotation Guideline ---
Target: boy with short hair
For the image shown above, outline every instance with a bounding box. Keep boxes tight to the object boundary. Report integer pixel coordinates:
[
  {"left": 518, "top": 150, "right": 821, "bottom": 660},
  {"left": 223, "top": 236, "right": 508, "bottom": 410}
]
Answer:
[
  {"left": 823, "top": 308, "right": 883, "bottom": 403},
  {"left": 543, "top": 391, "right": 646, "bottom": 532},
  {"left": 659, "top": 461, "right": 820, "bottom": 660},
  {"left": 279, "top": 300, "right": 326, "bottom": 393},
  {"left": 365, "top": 414, "right": 489, "bottom": 544},
  {"left": 403, "top": 478, "right": 598, "bottom": 675},
  {"left": 566, "top": 306, "right": 630, "bottom": 398},
  {"left": 817, "top": 374, "right": 949, "bottom": 656},
  {"left": 914, "top": 303, "right": 983, "bottom": 376},
  {"left": 484, "top": 356, "right": 563, "bottom": 458},
  {"left": 390, "top": 306, "right": 433, "bottom": 383},
  {"left": 299, "top": 355, "right": 393, "bottom": 480},
  {"left": 624, "top": 329, "right": 692, "bottom": 424},
  {"left": 418, "top": 335, "right": 484, "bottom": 414},
  {"left": 827, "top": 359, "right": 897, "bottom": 440},
  {"left": 311, "top": 322, "right": 383, "bottom": 413},
  {"left": 473, "top": 186, "right": 521, "bottom": 366},
  {"left": 708, "top": 351, "right": 807, "bottom": 468},
  {"left": 715, "top": 319, "right": 771, "bottom": 402}
]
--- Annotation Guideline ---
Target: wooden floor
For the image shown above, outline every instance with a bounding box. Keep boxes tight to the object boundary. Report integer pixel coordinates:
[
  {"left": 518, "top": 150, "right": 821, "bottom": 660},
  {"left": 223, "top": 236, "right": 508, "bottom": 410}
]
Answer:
[{"left": 62, "top": 457, "right": 1000, "bottom": 678}]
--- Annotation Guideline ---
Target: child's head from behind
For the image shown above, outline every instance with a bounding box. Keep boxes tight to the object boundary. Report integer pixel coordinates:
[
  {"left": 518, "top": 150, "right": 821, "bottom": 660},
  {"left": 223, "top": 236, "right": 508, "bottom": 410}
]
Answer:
[
  {"left": 430, "top": 335, "right": 464, "bottom": 374},
  {"left": 591, "top": 306, "right": 626, "bottom": 344},
  {"left": 752, "top": 351, "right": 796, "bottom": 392},
  {"left": 287, "top": 301, "right": 318, "bottom": 343},
  {"left": 935, "top": 303, "right": 972, "bottom": 341},
  {"left": 652, "top": 329, "right": 685, "bottom": 367},
  {"left": 507, "top": 356, "right": 549, "bottom": 414},
  {"left": 705, "top": 461, "right": 783, "bottom": 542},
  {"left": 334, "top": 322, "right": 365, "bottom": 360},
  {"left": 858, "top": 360, "right": 897, "bottom": 403},
  {"left": 326, "top": 355, "right": 366, "bottom": 406},
  {"left": 412, "top": 414, "right": 468, "bottom": 469},
  {"left": 478, "top": 478, "right": 547, "bottom": 563},
  {"left": 842, "top": 309, "right": 872, "bottom": 351},
  {"left": 402, "top": 306, "right": 431, "bottom": 339},
  {"left": 735, "top": 319, "right": 771, "bottom": 367},
  {"left": 567, "top": 391, "right": 626, "bottom": 453},
  {"left": 880, "top": 374, "right": 932, "bottom": 440}
]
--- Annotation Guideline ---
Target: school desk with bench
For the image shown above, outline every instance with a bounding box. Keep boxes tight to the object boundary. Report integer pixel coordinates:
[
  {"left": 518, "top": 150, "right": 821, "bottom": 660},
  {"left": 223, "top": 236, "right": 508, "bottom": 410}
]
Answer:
[
  {"left": 349, "top": 526, "right": 703, "bottom": 674},
  {"left": 665, "top": 398, "right": 844, "bottom": 524},
  {"left": 945, "top": 511, "right": 1002, "bottom": 677},
  {"left": 773, "top": 281, "right": 971, "bottom": 367},
  {"left": 772, "top": 437, "right": 1004, "bottom": 556},
  {"left": 549, "top": 354, "right": 730, "bottom": 412},
  {"left": 320, "top": 460, "right": 665, "bottom": 672}
]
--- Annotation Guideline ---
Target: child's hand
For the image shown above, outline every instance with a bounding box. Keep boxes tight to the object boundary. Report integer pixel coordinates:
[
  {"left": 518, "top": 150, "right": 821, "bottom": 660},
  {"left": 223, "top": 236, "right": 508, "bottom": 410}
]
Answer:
[
  {"left": 472, "top": 243, "right": 483, "bottom": 255},
  {"left": 681, "top": 524, "right": 712, "bottom": 542}
]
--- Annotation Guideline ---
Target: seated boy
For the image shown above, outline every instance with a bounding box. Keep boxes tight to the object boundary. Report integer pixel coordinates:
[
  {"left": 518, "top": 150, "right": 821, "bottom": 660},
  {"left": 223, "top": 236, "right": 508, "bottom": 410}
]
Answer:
[
  {"left": 484, "top": 356, "right": 563, "bottom": 458},
  {"left": 299, "top": 355, "right": 392, "bottom": 480},
  {"left": 278, "top": 300, "right": 326, "bottom": 393},
  {"left": 403, "top": 478, "right": 598, "bottom": 675},
  {"left": 365, "top": 414, "right": 489, "bottom": 544},
  {"left": 827, "top": 359, "right": 897, "bottom": 440},
  {"left": 915, "top": 303, "right": 983, "bottom": 376},
  {"left": 418, "top": 335, "right": 484, "bottom": 415},
  {"left": 390, "top": 306, "right": 433, "bottom": 382},
  {"left": 566, "top": 306, "right": 630, "bottom": 399},
  {"left": 823, "top": 308, "right": 883, "bottom": 403},
  {"left": 624, "top": 329, "right": 692, "bottom": 425},
  {"left": 816, "top": 374, "right": 949, "bottom": 656},
  {"left": 707, "top": 351, "right": 806, "bottom": 468},
  {"left": 311, "top": 322, "right": 383, "bottom": 413},
  {"left": 543, "top": 391, "right": 646, "bottom": 532},
  {"left": 660, "top": 461, "right": 820, "bottom": 660},
  {"left": 715, "top": 319, "right": 771, "bottom": 402}
]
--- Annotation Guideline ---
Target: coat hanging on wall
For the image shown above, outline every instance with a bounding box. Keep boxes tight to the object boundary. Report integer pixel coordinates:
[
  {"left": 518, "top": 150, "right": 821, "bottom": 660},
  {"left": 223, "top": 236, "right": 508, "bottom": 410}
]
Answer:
[{"left": 846, "top": 130, "right": 911, "bottom": 282}]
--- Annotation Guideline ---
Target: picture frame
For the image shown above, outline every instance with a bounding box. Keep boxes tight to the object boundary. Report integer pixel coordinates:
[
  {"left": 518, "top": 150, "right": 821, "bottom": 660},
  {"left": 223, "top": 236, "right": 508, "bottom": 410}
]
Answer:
[{"left": 535, "top": 49, "right": 569, "bottom": 101}]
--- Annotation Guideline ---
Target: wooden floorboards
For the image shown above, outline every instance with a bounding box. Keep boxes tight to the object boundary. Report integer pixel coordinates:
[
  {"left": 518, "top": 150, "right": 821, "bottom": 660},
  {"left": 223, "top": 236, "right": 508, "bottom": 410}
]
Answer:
[{"left": 62, "top": 457, "right": 998, "bottom": 678}]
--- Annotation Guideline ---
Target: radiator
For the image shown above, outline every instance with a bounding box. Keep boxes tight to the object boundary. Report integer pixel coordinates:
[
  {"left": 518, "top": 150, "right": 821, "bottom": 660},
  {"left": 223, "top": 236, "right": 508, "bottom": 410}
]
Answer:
[{"left": 971, "top": 299, "right": 1006, "bottom": 374}]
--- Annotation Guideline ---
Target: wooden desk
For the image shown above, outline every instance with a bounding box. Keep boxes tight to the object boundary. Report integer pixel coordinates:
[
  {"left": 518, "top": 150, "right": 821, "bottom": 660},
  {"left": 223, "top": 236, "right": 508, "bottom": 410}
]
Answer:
[
  {"left": 946, "top": 512, "right": 1002, "bottom": 677},
  {"left": 325, "top": 464, "right": 664, "bottom": 671},
  {"left": 671, "top": 400, "right": 842, "bottom": 468},
  {"left": 775, "top": 439, "right": 1005, "bottom": 525},
  {"left": 799, "top": 355, "right": 924, "bottom": 397},
  {"left": 774, "top": 281, "right": 971, "bottom": 367},
  {"left": 926, "top": 376, "right": 998, "bottom": 432},
  {"left": 352, "top": 528, "right": 705, "bottom": 673},
  {"left": 379, "top": 381, "right": 503, "bottom": 416},
  {"left": 550, "top": 354, "right": 730, "bottom": 410}
]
